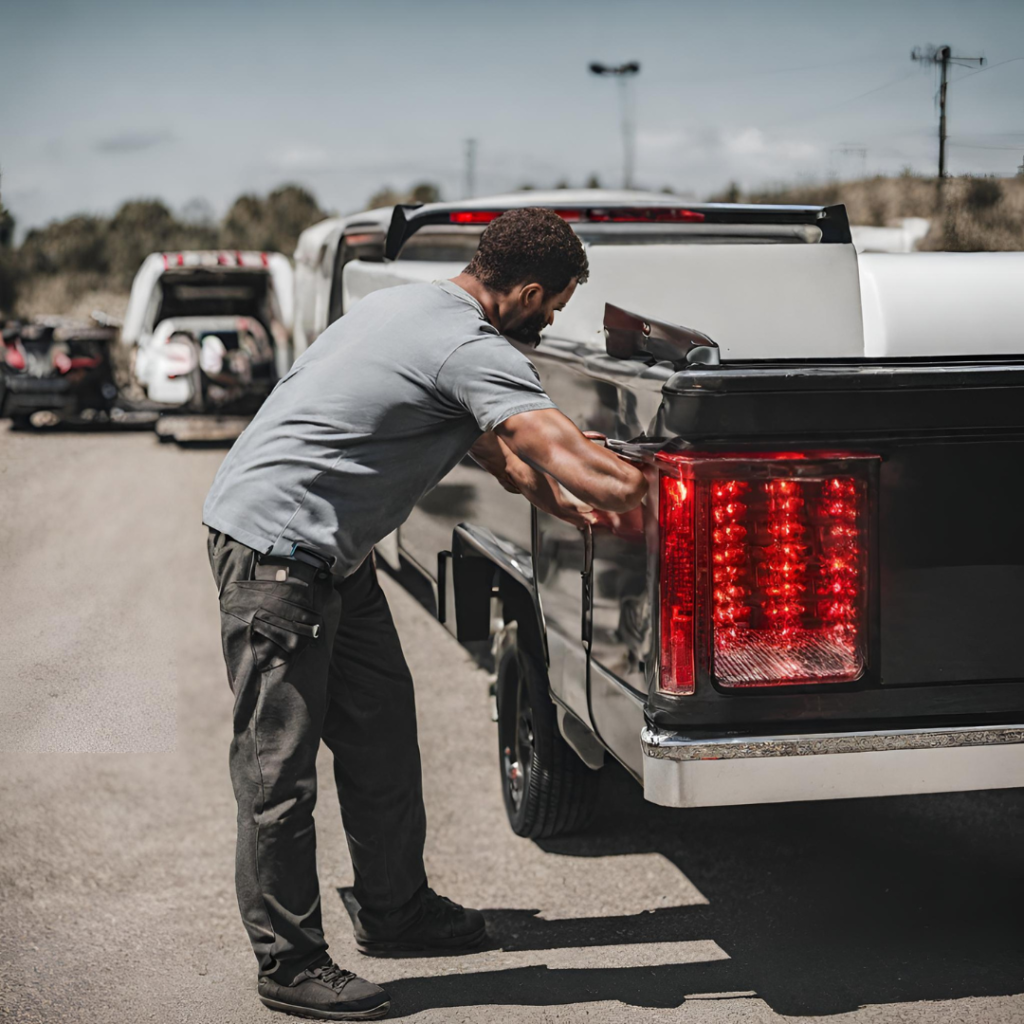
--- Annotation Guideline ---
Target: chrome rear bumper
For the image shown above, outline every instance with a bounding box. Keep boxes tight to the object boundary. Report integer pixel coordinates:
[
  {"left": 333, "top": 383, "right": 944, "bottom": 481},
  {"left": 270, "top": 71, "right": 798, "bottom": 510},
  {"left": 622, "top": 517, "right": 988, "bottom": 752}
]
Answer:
[{"left": 641, "top": 723, "right": 1024, "bottom": 807}]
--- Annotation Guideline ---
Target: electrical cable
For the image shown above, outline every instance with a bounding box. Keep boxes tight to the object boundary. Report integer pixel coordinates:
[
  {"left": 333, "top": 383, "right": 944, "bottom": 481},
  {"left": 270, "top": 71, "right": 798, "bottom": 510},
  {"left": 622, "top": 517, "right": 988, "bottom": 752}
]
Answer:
[
  {"left": 765, "top": 68, "right": 921, "bottom": 129},
  {"left": 947, "top": 140, "right": 1024, "bottom": 151},
  {"left": 949, "top": 56, "right": 1024, "bottom": 84}
]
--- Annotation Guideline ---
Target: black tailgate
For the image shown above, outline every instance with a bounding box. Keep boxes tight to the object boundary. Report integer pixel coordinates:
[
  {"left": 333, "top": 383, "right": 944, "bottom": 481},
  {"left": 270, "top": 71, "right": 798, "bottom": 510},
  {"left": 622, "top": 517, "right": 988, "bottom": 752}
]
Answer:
[{"left": 659, "top": 360, "right": 1024, "bottom": 691}]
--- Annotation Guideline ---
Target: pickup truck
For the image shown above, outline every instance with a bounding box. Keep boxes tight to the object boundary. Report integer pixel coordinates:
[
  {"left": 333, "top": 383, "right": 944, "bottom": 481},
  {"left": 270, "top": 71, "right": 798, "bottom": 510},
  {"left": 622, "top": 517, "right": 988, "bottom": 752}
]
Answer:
[
  {"left": 291, "top": 208, "right": 392, "bottom": 357},
  {"left": 313, "top": 190, "right": 1024, "bottom": 839}
]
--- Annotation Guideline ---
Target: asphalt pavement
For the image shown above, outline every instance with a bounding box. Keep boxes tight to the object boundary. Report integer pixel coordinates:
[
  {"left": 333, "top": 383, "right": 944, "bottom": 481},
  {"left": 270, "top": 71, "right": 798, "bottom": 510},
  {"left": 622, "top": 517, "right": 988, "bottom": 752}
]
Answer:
[{"left": 1, "top": 428, "right": 1022, "bottom": 1023}]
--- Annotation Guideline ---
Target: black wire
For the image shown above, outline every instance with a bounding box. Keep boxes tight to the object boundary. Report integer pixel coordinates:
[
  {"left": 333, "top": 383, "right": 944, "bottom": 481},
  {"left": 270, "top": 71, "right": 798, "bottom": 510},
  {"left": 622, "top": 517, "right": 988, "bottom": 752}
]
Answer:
[
  {"left": 949, "top": 56, "right": 1024, "bottom": 84},
  {"left": 947, "top": 140, "right": 1024, "bottom": 151},
  {"left": 765, "top": 69, "right": 921, "bottom": 129}
]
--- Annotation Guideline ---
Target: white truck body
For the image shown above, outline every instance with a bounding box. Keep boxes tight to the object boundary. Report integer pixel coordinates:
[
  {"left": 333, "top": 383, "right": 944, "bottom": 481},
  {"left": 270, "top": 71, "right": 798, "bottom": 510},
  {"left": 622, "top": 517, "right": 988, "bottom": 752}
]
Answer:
[
  {"left": 343, "top": 241, "right": 1024, "bottom": 361},
  {"left": 290, "top": 208, "right": 394, "bottom": 359},
  {"left": 292, "top": 218, "right": 345, "bottom": 359}
]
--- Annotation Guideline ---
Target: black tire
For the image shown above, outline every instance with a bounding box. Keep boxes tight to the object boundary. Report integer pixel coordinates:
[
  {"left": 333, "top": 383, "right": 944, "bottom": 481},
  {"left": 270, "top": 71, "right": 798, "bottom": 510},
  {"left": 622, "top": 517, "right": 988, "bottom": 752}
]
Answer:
[{"left": 496, "top": 639, "right": 601, "bottom": 838}]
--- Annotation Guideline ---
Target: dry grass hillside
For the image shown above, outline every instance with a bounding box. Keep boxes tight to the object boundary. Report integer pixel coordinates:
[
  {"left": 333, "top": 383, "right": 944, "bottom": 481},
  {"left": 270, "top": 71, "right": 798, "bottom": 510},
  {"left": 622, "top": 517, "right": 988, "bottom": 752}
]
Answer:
[{"left": 712, "top": 173, "right": 1024, "bottom": 251}]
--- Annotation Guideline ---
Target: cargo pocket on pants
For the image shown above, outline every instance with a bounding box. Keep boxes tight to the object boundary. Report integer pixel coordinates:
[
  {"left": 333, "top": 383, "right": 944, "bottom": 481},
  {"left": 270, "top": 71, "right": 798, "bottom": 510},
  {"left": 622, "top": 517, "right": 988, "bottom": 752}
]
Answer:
[{"left": 251, "top": 608, "right": 322, "bottom": 671}]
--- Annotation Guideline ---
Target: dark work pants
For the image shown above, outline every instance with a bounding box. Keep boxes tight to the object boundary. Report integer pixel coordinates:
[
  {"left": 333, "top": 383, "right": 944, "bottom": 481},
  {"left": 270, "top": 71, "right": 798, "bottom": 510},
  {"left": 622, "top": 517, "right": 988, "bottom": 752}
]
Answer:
[{"left": 207, "top": 529, "right": 427, "bottom": 980}]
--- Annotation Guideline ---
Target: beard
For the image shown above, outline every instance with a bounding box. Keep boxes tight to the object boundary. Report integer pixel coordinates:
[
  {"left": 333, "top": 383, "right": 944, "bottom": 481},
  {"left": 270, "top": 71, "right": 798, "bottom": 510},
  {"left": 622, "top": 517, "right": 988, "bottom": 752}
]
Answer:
[{"left": 503, "top": 312, "right": 548, "bottom": 347}]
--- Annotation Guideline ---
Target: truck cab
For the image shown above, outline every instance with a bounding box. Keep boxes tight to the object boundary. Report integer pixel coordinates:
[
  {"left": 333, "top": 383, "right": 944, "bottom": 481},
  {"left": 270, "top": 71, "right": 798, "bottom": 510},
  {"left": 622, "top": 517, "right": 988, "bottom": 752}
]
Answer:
[{"left": 323, "top": 191, "right": 1024, "bottom": 837}]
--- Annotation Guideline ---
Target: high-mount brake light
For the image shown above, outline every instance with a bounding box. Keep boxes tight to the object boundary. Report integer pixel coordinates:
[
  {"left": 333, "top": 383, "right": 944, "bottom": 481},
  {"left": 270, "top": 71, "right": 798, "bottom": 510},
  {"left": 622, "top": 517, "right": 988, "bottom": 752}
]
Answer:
[
  {"left": 658, "top": 452, "right": 877, "bottom": 693},
  {"left": 588, "top": 208, "right": 705, "bottom": 223},
  {"left": 450, "top": 211, "right": 501, "bottom": 224},
  {"left": 449, "top": 209, "right": 583, "bottom": 225},
  {"left": 448, "top": 208, "right": 699, "bottom": 225}
]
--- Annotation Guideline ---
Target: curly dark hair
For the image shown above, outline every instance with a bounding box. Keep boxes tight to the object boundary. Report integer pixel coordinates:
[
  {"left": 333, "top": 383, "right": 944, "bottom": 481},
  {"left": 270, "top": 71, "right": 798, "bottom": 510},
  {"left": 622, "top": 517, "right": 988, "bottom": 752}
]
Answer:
[{"left": 464, "top": 207, "right": 589, "bottom": 294}]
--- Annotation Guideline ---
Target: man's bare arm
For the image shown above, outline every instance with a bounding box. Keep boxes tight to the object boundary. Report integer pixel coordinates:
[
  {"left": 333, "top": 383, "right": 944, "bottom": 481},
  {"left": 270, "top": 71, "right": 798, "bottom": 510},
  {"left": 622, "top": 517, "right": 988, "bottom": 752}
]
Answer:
[
  {"left": 468, "top": 432, "right": 522, "bottom": 494},
  {"left": 469, "top": 431, "right": 594, "bottom": 526},
  {"left": 494, "top": 408, "right": 646, "bottom": 513}
]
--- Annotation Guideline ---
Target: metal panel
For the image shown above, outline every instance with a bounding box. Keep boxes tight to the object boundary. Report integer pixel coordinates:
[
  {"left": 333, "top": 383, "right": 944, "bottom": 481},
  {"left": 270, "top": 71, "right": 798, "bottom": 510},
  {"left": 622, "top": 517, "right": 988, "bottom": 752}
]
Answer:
[
  {"left": 546, "top": 243, "right": 865, "bottom": 360},
  {"left": 589, "top": 661, "right": 647, "bottom": 779},
  {"left": 535, "top": 510, "right": 589, "bottom": 722}
]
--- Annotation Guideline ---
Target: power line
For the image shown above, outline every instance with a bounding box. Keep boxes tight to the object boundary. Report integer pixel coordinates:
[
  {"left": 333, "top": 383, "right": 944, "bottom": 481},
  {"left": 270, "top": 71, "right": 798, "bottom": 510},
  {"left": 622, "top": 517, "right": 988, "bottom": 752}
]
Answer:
[
  {"left": 767, "top": 69, "right": 919, "bottom": 128},
  {"left": 949, "top": 55, "right": 1024, "bottom": 85},
  {"left": 657, "top": 53, "right": 891, "bottom": 85},
  {"left": 948, "top": 140, "right": 1024, "bottom": 152}
]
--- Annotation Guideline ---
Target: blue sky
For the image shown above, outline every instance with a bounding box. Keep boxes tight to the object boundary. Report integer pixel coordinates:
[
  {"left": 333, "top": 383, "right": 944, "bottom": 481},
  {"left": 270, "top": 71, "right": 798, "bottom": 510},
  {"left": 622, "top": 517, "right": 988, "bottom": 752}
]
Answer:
[{"left": 1, "top": 0, "right": 1022, "bottom": 235}]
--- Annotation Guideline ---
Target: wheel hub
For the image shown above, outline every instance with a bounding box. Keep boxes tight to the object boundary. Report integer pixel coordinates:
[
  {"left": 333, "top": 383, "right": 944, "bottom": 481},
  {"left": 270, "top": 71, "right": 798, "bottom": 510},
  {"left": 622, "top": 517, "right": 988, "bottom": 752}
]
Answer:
[{"left": 503, "top": 677, "right": 535, "bottom": 810}]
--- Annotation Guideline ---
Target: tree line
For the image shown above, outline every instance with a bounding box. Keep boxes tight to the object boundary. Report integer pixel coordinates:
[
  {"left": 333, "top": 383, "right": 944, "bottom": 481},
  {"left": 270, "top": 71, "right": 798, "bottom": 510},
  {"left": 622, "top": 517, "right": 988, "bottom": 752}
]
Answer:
[{"left": 0, "top": 182, "right": 461, "bottom": 318}]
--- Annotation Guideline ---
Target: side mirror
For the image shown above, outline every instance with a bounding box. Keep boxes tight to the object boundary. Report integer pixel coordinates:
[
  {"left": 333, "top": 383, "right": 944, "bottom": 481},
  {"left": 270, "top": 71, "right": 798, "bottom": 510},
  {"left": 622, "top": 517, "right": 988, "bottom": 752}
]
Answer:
[{"left": 603, "top": 303, "right": 720, "bottom": 367}]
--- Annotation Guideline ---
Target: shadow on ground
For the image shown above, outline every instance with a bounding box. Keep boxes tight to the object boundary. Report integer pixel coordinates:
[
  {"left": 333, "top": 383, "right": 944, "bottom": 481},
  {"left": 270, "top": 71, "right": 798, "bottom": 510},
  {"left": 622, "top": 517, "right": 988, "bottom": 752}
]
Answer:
[{"left": 379, "top": 763, "right": 1024, "bottom": 1017}]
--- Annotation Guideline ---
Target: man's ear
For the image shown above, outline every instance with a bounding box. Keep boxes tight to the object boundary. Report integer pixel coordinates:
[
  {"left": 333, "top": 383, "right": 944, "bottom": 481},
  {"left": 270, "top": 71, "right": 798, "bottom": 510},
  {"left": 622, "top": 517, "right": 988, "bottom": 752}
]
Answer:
[{"left": 519, "top": 282, "right": 545, "bottom": 309}]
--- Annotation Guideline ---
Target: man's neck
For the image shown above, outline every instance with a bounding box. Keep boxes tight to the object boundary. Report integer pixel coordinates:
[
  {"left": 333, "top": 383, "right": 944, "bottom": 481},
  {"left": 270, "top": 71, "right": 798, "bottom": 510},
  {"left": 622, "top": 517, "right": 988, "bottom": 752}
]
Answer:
[{"left": 449, "top": 273, "right": 502, "bottom": 330}]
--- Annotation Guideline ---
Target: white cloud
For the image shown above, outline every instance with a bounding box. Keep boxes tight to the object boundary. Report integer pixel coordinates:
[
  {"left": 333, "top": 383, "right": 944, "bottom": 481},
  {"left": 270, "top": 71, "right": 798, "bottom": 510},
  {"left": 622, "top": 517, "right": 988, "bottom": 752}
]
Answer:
[
  {"left": 272, "top": 146, "right": 333, "bottom": 172},
  {"left": 719, "top": 127, "right": 818, "bottom": 161},
  {"left": 636, "top": 128, "right": 688, "bottom": 153}
]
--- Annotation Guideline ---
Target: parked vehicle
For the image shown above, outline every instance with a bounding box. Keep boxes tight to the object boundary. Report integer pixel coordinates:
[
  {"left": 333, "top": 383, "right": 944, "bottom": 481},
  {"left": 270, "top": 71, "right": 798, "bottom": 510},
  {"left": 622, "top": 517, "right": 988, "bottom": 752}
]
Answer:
[
  {"left": 325, "top": 191, "right": 1024, "bottom": 837},
  {"left": 292, "top": 208, "right": 392, "bottom": 358},
  {"left": 121, "top": 250, "right": 293, "bottom": 408},
  {"left": 1, "top": 318, "right": 120, "bottom": 428},
  {"left": 133, "top": 314, "right": 276, "bottom": 412}
]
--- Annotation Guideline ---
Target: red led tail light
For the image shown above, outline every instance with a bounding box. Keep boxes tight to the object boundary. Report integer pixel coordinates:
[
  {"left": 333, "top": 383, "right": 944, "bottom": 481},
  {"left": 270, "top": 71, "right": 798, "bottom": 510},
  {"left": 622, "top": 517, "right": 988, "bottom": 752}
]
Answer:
[
  {"left": 659, "top": 473, "right": 696, "bottom": 694},
  {"left": 658, "top": 452, "right": 877, "bottom": 693}
]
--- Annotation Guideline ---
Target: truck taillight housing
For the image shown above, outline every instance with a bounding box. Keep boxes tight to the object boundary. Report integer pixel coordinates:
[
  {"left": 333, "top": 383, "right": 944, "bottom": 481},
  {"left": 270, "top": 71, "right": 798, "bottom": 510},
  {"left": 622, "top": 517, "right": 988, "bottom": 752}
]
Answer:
[{"left": 657, "top": 452, "right": 877, "bottom": 693}]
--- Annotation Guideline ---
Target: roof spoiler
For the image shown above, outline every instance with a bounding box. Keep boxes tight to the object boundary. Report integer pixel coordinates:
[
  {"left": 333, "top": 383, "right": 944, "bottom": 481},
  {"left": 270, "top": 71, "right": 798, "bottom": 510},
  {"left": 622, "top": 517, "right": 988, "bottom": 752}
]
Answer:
[
  {"left": 385, "top": 204, "right": 426, "bottom": 261},
  {"left": 604, "top": 303, "right": 720, "bottom": 367},
  {"left": 385, "top": 202, "right": 851, "bottom": 260}
]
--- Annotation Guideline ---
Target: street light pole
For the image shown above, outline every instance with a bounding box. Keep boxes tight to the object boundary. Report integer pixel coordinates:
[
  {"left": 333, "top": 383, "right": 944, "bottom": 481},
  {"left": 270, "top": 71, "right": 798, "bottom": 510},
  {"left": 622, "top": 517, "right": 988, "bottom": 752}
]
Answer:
[
  {"left": 589, "top": 61, "right": 641, "bottom": 189},
  {"left": 464, "top": 138, "right": 477, "bottom": 199}
]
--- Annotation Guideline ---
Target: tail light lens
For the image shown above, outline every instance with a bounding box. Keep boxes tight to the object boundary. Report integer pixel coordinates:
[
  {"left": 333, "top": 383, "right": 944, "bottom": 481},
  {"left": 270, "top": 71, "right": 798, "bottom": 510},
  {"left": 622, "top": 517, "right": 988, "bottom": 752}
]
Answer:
[
  {"left": 4, "top": 342, "right": 26, "bottom": 371},
  {"left": 658, "top": 452, "right": 877, "bottom": 693}
]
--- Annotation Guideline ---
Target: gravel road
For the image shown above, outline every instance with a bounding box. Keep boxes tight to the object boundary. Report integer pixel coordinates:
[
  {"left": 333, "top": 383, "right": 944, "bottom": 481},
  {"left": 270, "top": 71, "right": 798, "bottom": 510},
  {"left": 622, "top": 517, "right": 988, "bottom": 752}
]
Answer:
[{"left": 1, "top": 428, "right": 1022, "bottom": 1023}]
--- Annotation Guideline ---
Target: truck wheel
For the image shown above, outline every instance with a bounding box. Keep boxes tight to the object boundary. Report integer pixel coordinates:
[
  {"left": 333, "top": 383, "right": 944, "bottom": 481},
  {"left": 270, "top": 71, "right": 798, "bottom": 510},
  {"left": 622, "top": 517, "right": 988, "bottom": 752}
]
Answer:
[{"left": 496, "top": 640, "right": 600, "bottom": 839}]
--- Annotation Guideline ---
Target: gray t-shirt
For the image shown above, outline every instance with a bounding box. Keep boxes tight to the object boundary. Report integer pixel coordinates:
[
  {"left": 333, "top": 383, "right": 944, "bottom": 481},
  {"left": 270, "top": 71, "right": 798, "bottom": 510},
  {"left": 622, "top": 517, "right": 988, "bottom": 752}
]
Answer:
[{"left": 202, "top": 280, "right": 556, "bottom": 575}]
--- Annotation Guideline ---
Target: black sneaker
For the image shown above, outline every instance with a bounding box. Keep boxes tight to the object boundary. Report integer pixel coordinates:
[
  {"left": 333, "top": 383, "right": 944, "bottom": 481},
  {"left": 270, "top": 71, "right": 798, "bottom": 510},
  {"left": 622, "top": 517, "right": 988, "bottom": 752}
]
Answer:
[
  {"left": 257, "top": 958, "right": 390, "bottom": 1020},
  {"left": 355, "top": 887, "right": 487, "bottom": 956}
]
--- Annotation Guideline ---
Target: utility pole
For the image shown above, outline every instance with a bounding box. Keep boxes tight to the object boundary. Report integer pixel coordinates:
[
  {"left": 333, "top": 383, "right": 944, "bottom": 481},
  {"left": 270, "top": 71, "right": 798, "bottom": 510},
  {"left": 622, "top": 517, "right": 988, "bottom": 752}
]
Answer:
[
  {"left": 911, "top": 45, "right": 985, "bottom": 179},
  {"left": 464, "top": 138, "right": 477, "bottom": 199},
  {"left": 588, "top": 61, "right": 641, "bottom": 188}
]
